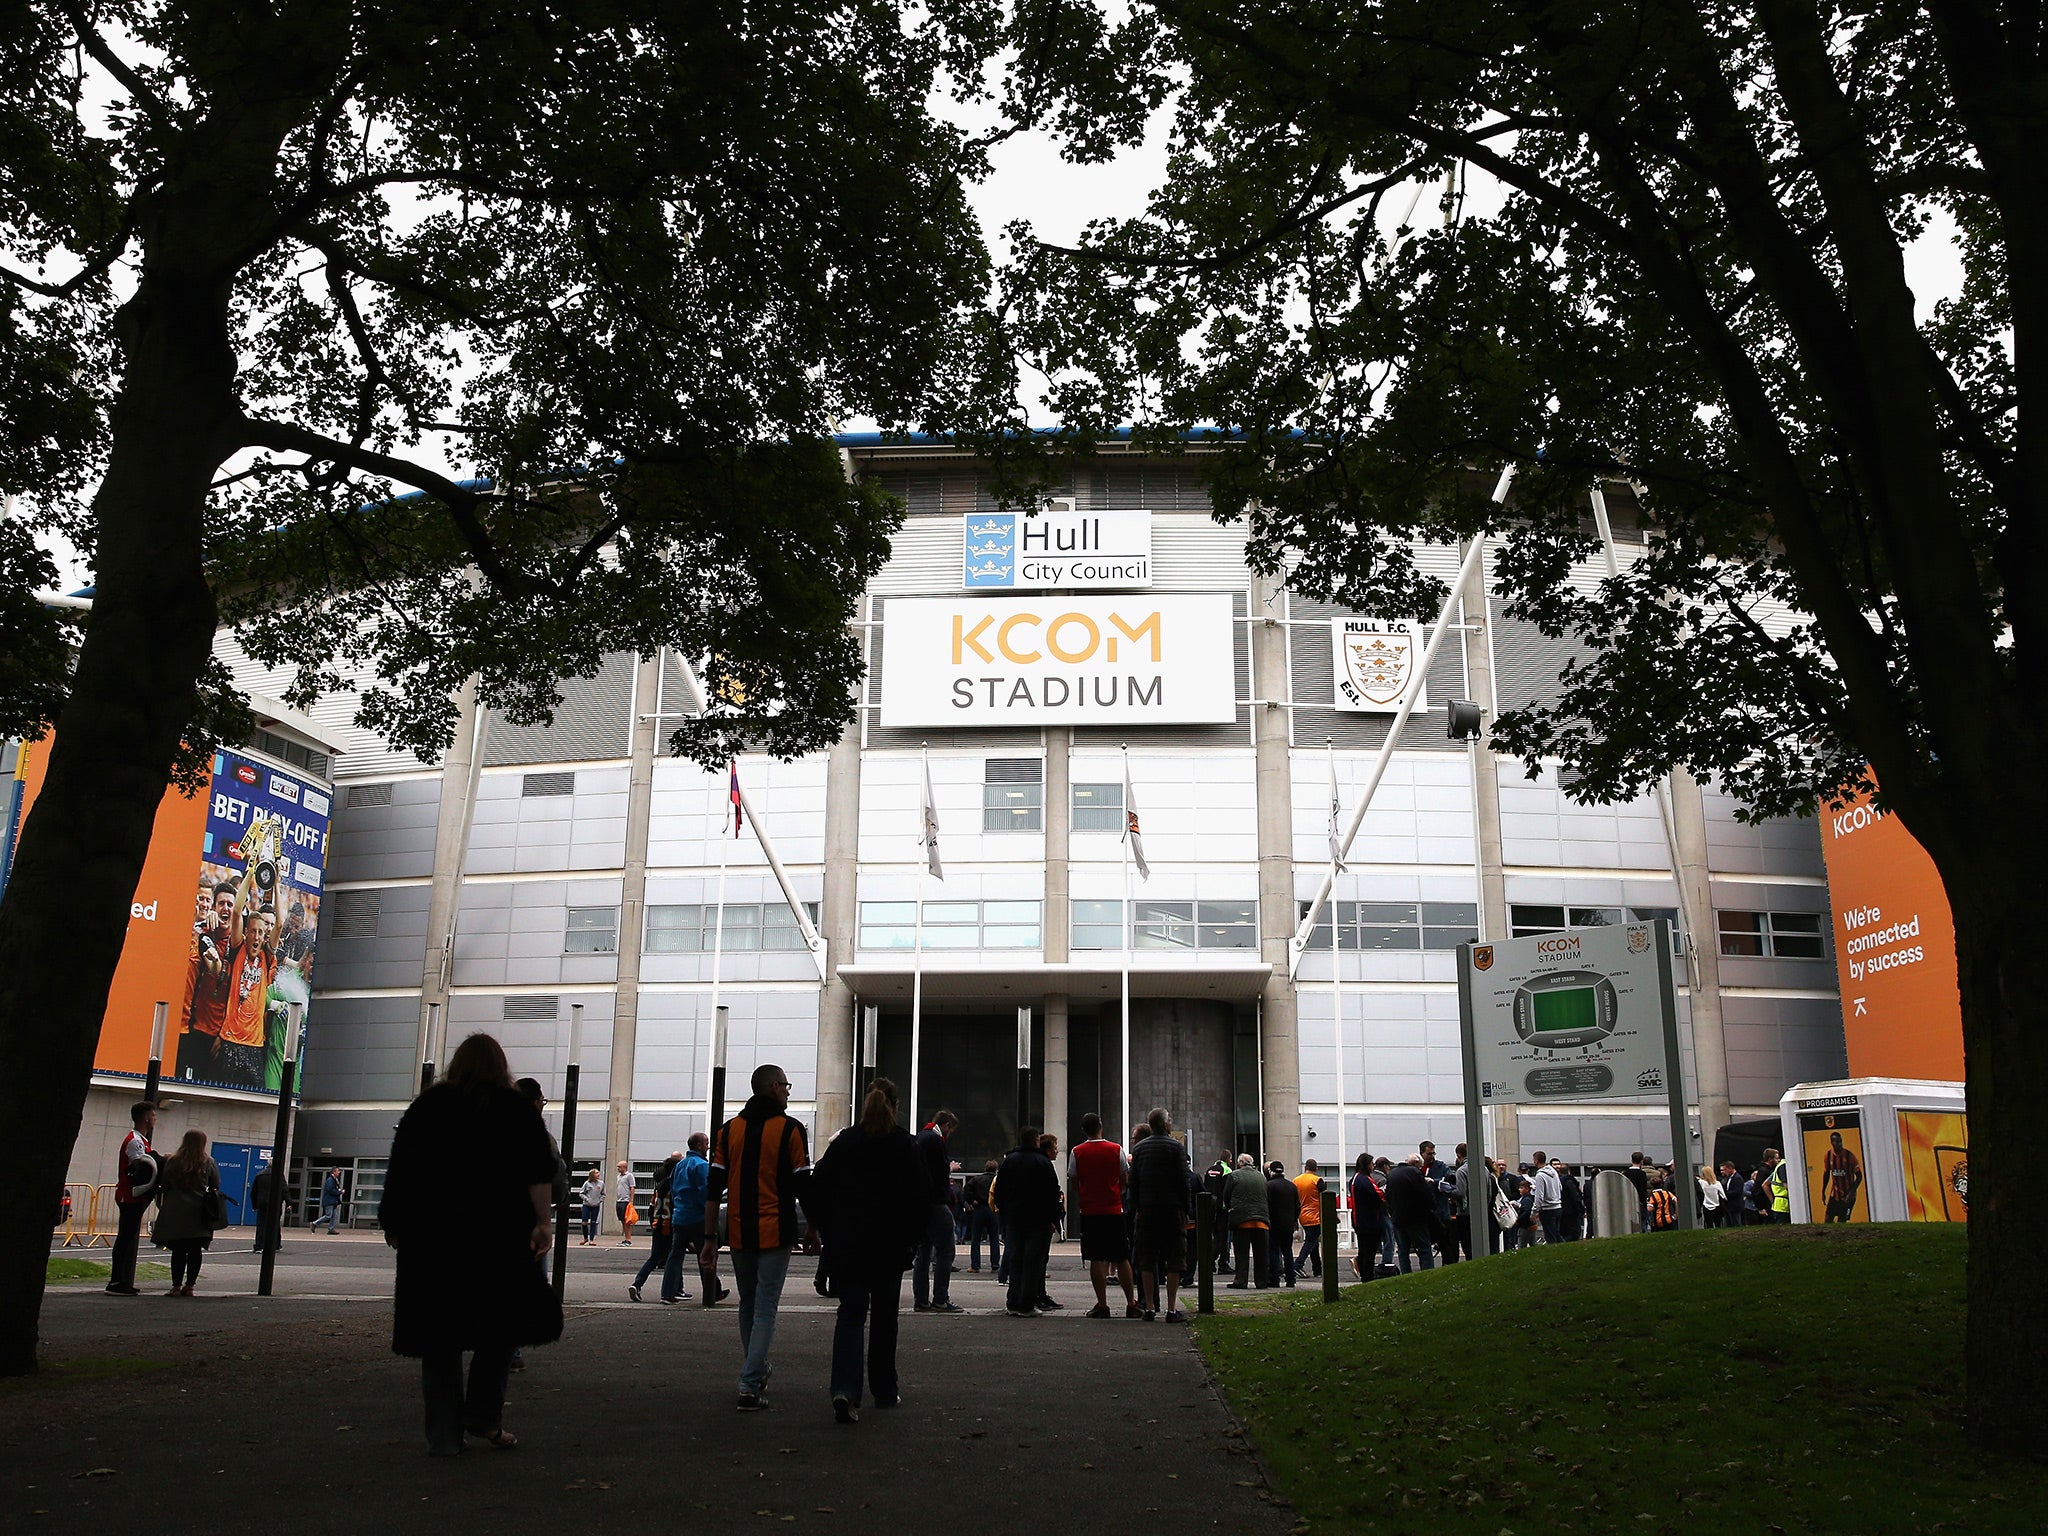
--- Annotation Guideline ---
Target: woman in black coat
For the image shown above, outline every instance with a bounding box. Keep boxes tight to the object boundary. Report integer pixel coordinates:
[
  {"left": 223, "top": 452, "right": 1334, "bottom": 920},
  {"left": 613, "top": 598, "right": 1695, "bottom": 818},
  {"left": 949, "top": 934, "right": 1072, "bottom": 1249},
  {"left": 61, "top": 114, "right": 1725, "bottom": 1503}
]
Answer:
[
  {"left": 804, "top": 1077, "right": 927, "bottom": 1423},
  {"left": 381, "top": 1032, "right": 562, "bottom": 1456}
]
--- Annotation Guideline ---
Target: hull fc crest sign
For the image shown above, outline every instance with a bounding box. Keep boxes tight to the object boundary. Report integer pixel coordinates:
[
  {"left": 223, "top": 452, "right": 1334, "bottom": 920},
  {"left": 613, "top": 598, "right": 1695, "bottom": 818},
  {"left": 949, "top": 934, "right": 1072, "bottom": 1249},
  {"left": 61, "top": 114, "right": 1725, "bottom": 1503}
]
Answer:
[{"left": 1333, "top": 618, "right": 1425, "bottom": 713}]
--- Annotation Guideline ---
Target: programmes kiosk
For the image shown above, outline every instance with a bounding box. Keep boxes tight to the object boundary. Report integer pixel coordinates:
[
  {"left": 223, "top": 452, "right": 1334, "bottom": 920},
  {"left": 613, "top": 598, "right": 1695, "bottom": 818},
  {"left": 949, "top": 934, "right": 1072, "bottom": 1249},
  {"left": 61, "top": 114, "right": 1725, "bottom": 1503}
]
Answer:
[{"left": 1778, "top": 1077, "right": 1968, "bottom": 1225}]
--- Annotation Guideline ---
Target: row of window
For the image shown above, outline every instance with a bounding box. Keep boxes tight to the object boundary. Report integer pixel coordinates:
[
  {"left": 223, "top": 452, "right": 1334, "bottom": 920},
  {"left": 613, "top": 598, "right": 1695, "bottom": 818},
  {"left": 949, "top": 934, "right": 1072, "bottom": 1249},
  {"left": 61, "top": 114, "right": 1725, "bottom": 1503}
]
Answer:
[
  {"left": 980, "top": 759, "right": 1137, "bottom": 834},
  {"left": 516, "top": 897, "right": 1828, "bottom": 959},
  {"left": 1509, "top": 903, "right": 1827, "bottom": 959}
]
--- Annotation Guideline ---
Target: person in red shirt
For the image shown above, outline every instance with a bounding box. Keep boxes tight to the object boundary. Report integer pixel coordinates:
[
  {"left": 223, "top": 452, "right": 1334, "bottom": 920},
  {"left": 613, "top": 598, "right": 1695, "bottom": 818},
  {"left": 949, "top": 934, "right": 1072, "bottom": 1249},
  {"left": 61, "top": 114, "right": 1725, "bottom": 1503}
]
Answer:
[
  {"left": 176, "top": 882, "right": 237, "bottom": 1080},
  {"left": 1067, "top": 1112, "right": 1139, "bottom": 1318},
  {"left": 106, "top": 1102, "right": 157, "bottom": 1295}
]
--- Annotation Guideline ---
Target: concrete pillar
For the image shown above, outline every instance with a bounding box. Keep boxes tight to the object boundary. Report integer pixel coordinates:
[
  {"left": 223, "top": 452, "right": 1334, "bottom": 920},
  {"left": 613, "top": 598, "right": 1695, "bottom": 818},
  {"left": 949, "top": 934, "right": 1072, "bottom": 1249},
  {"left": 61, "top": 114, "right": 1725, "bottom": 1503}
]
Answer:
[
  {"left": 1459, "top": 552, "right": 1519, "bottom": 1168},
  {"left": 1043, "top": 725, "right": 1071, "bottom": 1148},
  {"left": 1670, "top": 765, "right": 1732, "bottom": 1145},
  {"left": 1250, "top": 577, "right": 1302, "bottom": 1159},
  {"left": 815, "top": 710, "right": 864, "bottom": 1133},
  {"left": 417, "top": 675, "right": 484, "bottom": 1074},
  {"left": 601, "top": 654, "right": 661, "bottom": 1202}
]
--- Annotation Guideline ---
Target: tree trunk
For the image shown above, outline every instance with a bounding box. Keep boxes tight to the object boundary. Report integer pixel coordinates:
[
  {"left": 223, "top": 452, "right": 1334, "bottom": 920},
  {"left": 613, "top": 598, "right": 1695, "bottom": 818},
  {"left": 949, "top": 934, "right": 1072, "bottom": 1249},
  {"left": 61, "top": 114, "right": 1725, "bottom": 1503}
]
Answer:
[
  {"left": 1951, "top": 866, "right": 2048, "bottom": 1460},
  {"left": 0, "top": 268, "right": 236, "bottom": 1374}
]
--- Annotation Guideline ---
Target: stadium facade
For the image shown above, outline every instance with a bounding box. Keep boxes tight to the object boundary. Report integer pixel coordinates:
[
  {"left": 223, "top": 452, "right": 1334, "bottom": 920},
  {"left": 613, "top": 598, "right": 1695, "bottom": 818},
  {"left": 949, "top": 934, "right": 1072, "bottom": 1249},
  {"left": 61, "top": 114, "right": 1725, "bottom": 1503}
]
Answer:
[{"left": 147, "top": 440, "right": 1846, "bottom": 1219}]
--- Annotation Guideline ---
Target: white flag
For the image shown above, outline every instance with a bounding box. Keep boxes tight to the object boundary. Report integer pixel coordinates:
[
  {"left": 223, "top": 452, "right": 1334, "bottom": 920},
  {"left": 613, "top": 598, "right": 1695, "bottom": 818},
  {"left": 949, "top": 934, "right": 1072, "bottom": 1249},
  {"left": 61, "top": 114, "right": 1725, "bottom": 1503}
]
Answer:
[
  {"left": 1327, "top": 743, "right": 1347, "bottom": 871},
  {"left": 920, "top": 755, "right": 944, "bottom": 880},
  {"left": 1122, "top": 759, "right": 1150, "bottom": 881}
]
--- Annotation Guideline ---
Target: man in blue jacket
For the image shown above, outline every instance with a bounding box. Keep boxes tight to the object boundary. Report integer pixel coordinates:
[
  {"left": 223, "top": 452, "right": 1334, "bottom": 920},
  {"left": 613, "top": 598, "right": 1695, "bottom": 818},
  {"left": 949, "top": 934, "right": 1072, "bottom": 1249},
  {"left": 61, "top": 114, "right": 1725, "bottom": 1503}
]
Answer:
[{"left": 662, "top": 1132, "right": 712, "bottom": 1303}]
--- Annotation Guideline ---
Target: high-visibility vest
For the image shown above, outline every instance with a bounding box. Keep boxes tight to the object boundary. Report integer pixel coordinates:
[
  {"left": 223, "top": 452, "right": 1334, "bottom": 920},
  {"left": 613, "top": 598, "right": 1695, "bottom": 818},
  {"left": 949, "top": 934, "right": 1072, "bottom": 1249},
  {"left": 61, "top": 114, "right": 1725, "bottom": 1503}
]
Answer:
[{"left": 1769, "top": 1164, "right": 1790, "bottom": 1214}]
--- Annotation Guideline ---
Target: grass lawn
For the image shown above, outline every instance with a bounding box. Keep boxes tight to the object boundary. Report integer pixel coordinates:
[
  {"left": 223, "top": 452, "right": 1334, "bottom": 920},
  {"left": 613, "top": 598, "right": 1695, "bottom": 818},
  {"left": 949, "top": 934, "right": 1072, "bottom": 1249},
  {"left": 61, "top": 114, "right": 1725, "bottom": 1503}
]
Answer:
[
  {"left": 46, "top": 1257, "right": 171, "bottom": 1284},
  {"left": 1195, "top": 1225, "right": 2031, "bottom": 1535}
]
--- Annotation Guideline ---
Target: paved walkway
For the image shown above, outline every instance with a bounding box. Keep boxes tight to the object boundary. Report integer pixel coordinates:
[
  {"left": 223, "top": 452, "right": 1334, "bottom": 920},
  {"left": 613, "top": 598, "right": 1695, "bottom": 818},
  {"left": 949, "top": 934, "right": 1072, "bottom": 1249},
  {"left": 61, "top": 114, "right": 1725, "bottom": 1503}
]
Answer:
[{"left": 14, "top": 1242, "right": 1294, "bottom": 1535}]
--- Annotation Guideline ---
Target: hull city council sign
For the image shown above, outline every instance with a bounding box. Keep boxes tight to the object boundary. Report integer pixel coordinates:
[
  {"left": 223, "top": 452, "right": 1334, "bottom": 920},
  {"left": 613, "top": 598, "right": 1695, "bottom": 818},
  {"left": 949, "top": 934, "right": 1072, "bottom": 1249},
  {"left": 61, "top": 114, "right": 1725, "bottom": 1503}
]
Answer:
[
  {"left": 880, "top": 594, "right": 1236, "bottom": 727},
  {"left": 962, "top": 507, "right": 1153, "bottom": 589}
]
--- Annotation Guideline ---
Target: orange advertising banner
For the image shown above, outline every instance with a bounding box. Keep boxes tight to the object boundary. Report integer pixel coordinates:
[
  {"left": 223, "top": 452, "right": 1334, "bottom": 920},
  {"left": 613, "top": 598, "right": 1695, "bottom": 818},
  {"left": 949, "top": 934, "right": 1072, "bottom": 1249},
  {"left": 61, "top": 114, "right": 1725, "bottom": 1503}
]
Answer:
[
  {"left": 1819, "top": 782, "right": 1964, "bottom": 1082},
  {"left": 15, "top": 736, "right": 210, "bottom": 1079},
  {"left": 1898, "top": 1109, "right": 1969, "bottom": 1222}
]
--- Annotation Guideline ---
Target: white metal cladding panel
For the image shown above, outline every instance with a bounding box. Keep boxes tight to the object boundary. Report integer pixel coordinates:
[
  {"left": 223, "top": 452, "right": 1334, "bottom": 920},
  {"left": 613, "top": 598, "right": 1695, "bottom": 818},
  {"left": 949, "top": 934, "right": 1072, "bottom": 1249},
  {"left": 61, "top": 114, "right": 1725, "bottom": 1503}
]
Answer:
[
  {"left": 446, "top": 990, "right": 616, "bottom": 1102},
  {"left": 637, "top": 869, "right": 826, "bottom": 986},
  {"left": 857, "top": 750, "right": 1047, "bottom": 869},
  {"left": 212, "top": 631, "right": 427, "bottom": 779},
  {"left": 1289, "top": 749, "right": 1474, "bottom": 869},
  {"left": 646, "top": 754, "right": 828, "bottom": 871},
  {"left": 326, "top": 775, "right": 444, "bottom": 884},
  {"left": 1701, "top": 789, "right": 1827, "bottom": 879},
  {"left": 1064, "top": 749, "right": 1258, "bottom": 871},
  {"left": 1296, "top": 988, "right": 1466, "bottom": 1105},
  {"left": 632, "top": 988, "right": 823, "bottom": 1107},
  {"left": 298, "top": 995, "right": 421, "bottom": 1102},
  {"left": 1495, "top": 763, "right": 1670, "bottom": 869},
  {"left": 468, "top": 766, "right": 631, "bottom": 875}
]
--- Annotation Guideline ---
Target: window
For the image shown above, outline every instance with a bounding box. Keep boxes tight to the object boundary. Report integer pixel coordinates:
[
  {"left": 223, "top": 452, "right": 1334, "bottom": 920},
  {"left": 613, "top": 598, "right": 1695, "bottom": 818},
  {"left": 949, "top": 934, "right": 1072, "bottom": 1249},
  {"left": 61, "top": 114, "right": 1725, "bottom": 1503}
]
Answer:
[
  {"left": 645, "top": 902, "right": 820, "bottom": 953},
  {"left": 1072, "top": 900, "right": 1261, "bottom": 952},
  {"left": 523, "top": 771, "right": 576, "bottom": 797},
  {"left": 250, "top": 728, "right": 331, "bottom": 779},
  {"left": 1306, "top": 901, "right": 1479, "bottom": 951},
  {"left": 1718, "top": 910, "right": 1826, "bottom": 959},
  {"left": 1072, "top": 782, "right": 1123, "bottom": 831},
  {"left": 564, "top": 906, "right": 620, "bottom": 954},
  {"left": 1511, "top": 904, "right": 1684, "bottom": 953},
  {"left": 983, "top": 758, "right": 1043, "bottom": 832},
  {"left": 858, "top": 900, "right": 1043, "bottom": 950}
]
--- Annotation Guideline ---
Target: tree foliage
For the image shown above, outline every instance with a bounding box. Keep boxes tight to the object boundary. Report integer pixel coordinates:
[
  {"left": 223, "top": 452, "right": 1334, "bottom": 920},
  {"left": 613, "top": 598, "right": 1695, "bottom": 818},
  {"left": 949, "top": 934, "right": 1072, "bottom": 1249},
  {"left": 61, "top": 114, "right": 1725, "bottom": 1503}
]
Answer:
[
  {"left": 2, "top": 0, "right": 1002, "bottom": 762},
  {"left": 990, "top": 0, "right": 2029, "bottom": 845}
]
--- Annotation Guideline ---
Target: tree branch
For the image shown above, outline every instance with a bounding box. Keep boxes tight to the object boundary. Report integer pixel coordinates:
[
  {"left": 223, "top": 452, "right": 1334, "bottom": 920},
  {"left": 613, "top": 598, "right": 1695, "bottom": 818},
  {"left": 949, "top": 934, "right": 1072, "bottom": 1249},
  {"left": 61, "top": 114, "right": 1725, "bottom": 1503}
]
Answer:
[{"left": 57, "top": 1, "right": 171, "bottom": 123}]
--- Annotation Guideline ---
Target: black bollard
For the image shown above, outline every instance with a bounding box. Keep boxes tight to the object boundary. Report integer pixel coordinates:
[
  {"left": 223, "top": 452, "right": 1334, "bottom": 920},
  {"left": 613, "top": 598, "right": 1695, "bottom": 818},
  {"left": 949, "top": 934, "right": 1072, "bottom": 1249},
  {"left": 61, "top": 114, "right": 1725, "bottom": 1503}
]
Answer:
[{"left": 1196, "top": 1191, "right": 1216, "bottom": 1315}]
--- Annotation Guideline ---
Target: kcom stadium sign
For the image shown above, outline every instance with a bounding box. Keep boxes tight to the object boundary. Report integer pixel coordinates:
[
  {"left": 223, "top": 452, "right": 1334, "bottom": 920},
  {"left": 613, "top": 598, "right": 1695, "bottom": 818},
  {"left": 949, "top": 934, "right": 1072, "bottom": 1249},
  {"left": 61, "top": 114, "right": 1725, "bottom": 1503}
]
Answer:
[{"left": 880, "top": 594, "right": 1236, "bottom": 727}]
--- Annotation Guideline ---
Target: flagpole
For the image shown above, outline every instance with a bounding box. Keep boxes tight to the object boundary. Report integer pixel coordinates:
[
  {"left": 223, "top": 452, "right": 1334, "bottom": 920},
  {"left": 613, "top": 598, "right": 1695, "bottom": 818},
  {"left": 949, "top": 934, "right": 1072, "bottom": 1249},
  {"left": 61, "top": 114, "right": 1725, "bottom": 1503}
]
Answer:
[
  {"left": 1120, "top": 744, "right": 1133, "bottom": 1147},
  {"left": 708, "top": 768, "right": 730, "bottom": 1139},
  {"left": 1329, "top": 740, "right": 1346, "bottom": 1238},
  {"left": 910, "top": 744, "right": 928, "bottom": 1130}
]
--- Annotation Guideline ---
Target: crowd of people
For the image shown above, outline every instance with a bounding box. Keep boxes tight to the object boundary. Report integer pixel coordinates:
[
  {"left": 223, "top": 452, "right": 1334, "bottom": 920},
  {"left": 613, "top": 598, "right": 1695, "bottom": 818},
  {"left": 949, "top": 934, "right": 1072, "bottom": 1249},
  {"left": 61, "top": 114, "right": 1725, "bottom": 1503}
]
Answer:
[{"left": 94, "top": 1035, "right": 1807, "bottom": 1453}]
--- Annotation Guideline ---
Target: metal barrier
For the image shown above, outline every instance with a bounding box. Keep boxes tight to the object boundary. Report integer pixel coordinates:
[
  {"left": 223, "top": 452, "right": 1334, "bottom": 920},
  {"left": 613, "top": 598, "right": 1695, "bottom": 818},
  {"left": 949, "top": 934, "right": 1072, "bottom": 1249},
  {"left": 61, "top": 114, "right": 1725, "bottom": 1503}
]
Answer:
[{"left": 58, "top": 1184, "right": 115, "bottom": 1248}]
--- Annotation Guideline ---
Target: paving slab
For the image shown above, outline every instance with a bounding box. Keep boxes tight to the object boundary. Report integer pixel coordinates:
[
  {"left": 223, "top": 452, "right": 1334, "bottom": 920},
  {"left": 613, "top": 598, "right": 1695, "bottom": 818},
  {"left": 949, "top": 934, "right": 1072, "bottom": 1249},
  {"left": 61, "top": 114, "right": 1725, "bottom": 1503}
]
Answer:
[{"left": 13, "top": 1244, "right": 1294, "bottom": 1536}]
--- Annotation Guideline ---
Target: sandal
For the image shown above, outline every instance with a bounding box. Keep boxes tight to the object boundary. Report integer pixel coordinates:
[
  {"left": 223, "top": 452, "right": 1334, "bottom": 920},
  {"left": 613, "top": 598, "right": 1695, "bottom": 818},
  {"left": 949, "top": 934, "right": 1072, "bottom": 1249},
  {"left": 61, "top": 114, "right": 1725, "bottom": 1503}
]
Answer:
[{"left": 482, "top": 1429, "right": 517, "bottom": 1449}]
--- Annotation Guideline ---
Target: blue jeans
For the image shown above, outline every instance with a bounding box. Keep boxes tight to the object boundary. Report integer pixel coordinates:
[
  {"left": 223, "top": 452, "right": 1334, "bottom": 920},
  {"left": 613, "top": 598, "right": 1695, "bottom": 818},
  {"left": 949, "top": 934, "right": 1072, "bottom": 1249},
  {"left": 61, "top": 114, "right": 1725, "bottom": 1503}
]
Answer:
[
  {"left": 968, "top": 1208, "right": 1001, "bottom": 1271},
  {"left": 580, "top": 1205, "right": 599, "bottom": 1243},
  {"left": 1538, "top": 1209, "right": 1562, "bottom": 1245},
  {"left": 1295, "top": 1224, "right": 1323, "bottom": 1275},
  {"left": 830, "top": 1262, "right": 903, "bottom": 1406},
  {"left": 1394, "top": 1222, "right": 1436, "bottom": 1272},
  {"left": 731, "top": 1245, "right": 794, "bottom": 1395},
  {"left": 633, "top": 1229, "right": 673, "bottom": 1289},
  {"left": 1005, "top": 1224, "right": 1051, "bottom": 1313},
  {"left": 912, "top": 1205, "right": 955, "bottom": 1307},
  {"left": 1269, "top": 1231, "right": 1295, "bottom": 1283},
  {"left": 314, "top": 1200, "right": 341, "bottom": 1232}
]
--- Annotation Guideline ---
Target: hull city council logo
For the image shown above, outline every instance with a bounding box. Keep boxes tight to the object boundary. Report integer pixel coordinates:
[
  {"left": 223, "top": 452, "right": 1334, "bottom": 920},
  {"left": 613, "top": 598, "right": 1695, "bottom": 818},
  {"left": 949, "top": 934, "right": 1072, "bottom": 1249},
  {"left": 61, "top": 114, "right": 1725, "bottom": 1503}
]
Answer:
[
  {"left": 1472, "top": 945, "right": 1494, "bottom": 972},
  {"left": 1333, "top": 618, "right": 1422, "bottom": 713}
]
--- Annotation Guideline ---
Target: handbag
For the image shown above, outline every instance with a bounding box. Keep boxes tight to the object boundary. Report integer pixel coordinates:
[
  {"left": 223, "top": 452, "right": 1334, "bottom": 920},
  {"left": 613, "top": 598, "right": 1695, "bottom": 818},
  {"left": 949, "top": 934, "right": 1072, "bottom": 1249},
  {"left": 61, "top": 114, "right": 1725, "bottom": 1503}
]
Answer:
[
  {"left": 201, "top": 1185, "right": 229, "bottom": 1230},
  {"left": 1490, "top": 1187, "right": 1515, "bottom": 1229}
]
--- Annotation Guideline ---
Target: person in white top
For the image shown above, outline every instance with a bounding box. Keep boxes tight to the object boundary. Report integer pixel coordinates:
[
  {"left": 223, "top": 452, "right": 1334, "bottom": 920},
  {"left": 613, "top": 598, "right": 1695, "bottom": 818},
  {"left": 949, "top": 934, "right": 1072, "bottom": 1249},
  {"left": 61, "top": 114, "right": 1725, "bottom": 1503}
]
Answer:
[
  {"left": 1698, "top": 1167, "right": 1726, "bottom": 1228},
  {"left": 1530, "top": 1152, "right": 1565, "bottom": 1246},
  {"left": 615, "top": 1160, "right": 637, "bottom": 1245}
]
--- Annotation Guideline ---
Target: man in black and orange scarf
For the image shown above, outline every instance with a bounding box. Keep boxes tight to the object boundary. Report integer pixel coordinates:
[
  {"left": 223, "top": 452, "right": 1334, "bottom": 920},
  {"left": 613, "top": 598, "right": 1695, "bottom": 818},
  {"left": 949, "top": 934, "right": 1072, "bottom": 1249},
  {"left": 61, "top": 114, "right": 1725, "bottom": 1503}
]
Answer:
[{"left": 708, "top": 1063, "right": 814, "bottom": 1411}]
